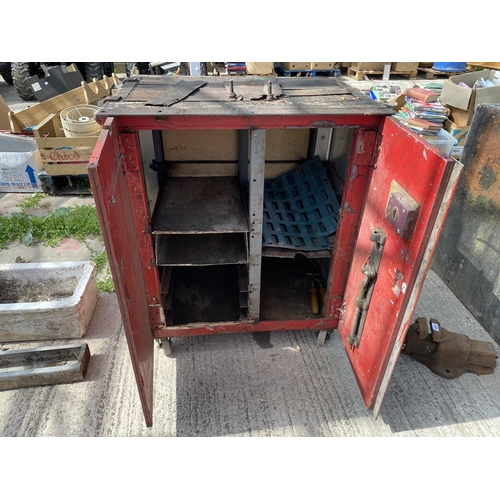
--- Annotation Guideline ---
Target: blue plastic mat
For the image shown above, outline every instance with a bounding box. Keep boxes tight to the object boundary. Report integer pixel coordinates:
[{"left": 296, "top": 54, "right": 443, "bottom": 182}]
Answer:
[{"left": 262, "top": 156, "right": 340, "bottom": 251}]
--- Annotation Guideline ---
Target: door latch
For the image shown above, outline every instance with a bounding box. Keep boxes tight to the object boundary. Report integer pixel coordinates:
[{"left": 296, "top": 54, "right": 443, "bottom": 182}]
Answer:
[{"left": 347, "top": 228, "right": 386, "bottom": 349}]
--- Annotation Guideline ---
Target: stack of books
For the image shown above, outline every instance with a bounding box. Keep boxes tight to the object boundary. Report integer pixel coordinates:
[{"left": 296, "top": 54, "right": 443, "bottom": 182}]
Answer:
[
  {"left": 397, "top": 87, "right": 448, "bottom": 136},
  {"left": 225, "top": 62, "right": 246, "bottom": 75}
]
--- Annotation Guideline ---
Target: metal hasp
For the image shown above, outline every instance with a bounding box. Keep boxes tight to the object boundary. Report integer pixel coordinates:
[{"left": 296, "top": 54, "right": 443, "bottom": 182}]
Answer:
[
  {"left": 346, "top": 228, "right": 386, "bottom": 348},
  {"left": 402, "top": 317, "right": 498, "bottom": 378}
]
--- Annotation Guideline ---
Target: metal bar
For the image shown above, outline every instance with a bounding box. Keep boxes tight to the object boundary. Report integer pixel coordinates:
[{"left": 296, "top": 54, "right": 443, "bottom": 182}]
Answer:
[
  {"left": 238, "top": 129, "right": 249, "bottom": 185},
  {"left": 154, "top": 317, "right": 337, "bottom": 337},
  {"left": 0, "top": 343, "right": 90, "bottom": 391},
  {"left": 248, "top": 130, "right": 266, "bottom": 320}
]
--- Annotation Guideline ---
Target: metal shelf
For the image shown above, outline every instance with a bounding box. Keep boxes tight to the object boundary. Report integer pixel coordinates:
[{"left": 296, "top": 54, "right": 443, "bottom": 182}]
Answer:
[
  {"left": 152, "top": 176, "right": 248, "bottom": 234},
  {"left": 155, "top": 233, "right": 248, "bottom": 266}
]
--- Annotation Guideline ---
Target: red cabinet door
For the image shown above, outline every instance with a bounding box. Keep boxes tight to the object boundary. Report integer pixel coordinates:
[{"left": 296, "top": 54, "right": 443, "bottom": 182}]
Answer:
[
  {"left": 88, "top": 118, "right": 155, "bottom": 427},
  {"left": 337, "top": 117, "right": 462, "bottom": 416}
]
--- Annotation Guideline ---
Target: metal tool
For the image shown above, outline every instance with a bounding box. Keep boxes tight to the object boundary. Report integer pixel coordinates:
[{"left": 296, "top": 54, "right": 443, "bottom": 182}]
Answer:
[
  {"left": 307, "top": 272, "right": 325, "bottom": 315},
  {"left": 347, "top": 228, "right": 386, "bottom": 348},
  {"left": 402, "top": 317, "right": 497, "bottom": 378}
]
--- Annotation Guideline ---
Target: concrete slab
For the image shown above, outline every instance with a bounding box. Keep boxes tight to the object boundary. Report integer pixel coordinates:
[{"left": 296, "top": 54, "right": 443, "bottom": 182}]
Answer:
[{"left": 0, "top": 265, "right": 498, "bottom": 437}]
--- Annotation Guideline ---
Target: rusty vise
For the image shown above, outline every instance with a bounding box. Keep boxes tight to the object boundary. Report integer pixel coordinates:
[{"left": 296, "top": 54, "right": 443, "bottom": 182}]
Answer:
[{"left": 402, "top": 317, "right": 498, "bottom": 379}]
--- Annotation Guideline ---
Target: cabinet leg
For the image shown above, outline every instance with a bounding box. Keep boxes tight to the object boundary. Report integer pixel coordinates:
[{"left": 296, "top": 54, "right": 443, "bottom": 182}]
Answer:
[
  {"left": 159, "top": 338, "right": 173, "bottom": 356},
  {"left": 317, "top": 330, "right": 329, "bottom": 346}
]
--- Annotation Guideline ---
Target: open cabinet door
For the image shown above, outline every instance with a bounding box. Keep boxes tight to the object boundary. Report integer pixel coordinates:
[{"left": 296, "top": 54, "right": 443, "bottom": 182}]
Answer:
[
  {"left": 337, "top": 117, "right": 462, "bottom": 417},
  {"left": 88, "top": 118, "right": 155, "bottom": 426}
]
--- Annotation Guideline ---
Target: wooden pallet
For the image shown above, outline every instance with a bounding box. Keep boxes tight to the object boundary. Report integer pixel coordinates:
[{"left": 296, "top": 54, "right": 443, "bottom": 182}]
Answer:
[
  {"left": 417, "top": 67, "right": 463, "bottom": 79},
  {"left": 347, "top": 67, "right": 417, "bottom": 81},
  {"left": 466, "top": 62, "right": 500, "bottom": 71},
  {"left": 277, "top": 67, "right": 340, "bottom": 78}
]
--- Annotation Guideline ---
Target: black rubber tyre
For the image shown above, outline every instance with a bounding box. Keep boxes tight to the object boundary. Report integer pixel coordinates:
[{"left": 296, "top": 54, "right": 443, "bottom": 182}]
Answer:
[
  {"left": 0, "top": 65, "right": 13, "bottom": 85},
  {"left": 102, "top": 62, "right": 114, "bottom": 77},
  {"left": 125, "top": 62, "right": 150, "bottom": 77},
  {"left": 84, "top": 62, "right": 106, "bottom": 82},
  {"left": 12, "top": 62, "right": 37, "bottom": 100}
]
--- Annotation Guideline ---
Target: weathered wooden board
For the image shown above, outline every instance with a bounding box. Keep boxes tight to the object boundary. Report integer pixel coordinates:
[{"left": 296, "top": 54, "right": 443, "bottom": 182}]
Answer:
[{"left": 165, "top": 161, "right": 302, "bottom": 179}]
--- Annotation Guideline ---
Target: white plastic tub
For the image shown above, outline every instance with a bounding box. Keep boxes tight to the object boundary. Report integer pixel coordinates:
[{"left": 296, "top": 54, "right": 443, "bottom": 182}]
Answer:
[{"left": 0, "top": 261, "right": 98, "bottom": 342}]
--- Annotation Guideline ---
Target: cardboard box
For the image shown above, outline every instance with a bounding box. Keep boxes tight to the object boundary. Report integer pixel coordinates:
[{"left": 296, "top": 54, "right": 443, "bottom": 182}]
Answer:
[
  {"left": 280, "top": 62, "right": 311, "bottom": 70},
  {"left": 246, "top": 62, "right": 274, "bottom": 75},
  {"left": 391, "top": 62, "right": 418, "bottom": 72},
  {"left": 351, "top": 62, "right": 386, "bottom": 71},
  {"left": 440, "top": 69, "right": 500, "bottom": 126},
  {"left": 0, "top": 133, "right": 43, "bottom": 192},
  {"left": 311, "top": 62, "right": 335, "bottom": 70},
  {"left": 444, "top": 119, "right": 470, "bottom": 159},
  {"left": 0, "top": 95, "right": 10, "bottom": 131}
]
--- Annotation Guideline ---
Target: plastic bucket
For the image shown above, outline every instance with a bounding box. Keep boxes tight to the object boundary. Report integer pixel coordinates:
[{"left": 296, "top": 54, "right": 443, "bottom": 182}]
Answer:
[
  {"left": 60, "top": 105, "right": 101, "bottom": 138},
  {"left": 432, "top": 62, "right": 467, "bottom": 72}
]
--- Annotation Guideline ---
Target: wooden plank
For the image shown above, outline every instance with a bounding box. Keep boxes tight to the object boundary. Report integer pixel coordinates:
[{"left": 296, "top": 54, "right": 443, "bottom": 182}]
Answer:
[
  {"left": 36, "top": 136, "right": 98, "bottom": 148},
  {"left": 103, "top": 76, "right": 393, "bottom": 118},
  {"left": 167, "top": 162, "right": 238, "bottom": 177},
  {"left": 162, "top": 129, "right": 238, "bottom": 161},
  {"left": 348, "top": 67, "right": 417, "bottom": 81},
  {"left": 155, "top": 233, "right": 248, "bottom": 266},
  {"left": 0, "top": 344, "right": 90, "bottom": 391},
  {"left": 266, "top": 129, "right": 309, "bottom": 161},
  {"left": 165, "top": 161, "right": 301, "bottom": 178},
  {"left": 39, "top": 149, "right": 93, "bottom": 162},
  {"left": 32, "top": 113, "right": 63, "bottom": 138},
  {"left": 145, "top": 80, "right": 206, "bottom": 106},
  {"left": 152, "top": 176, "right": 248, "bottom": 234},
  {"left": 42, "top": 163, "right": 89, "bottom": 176}
]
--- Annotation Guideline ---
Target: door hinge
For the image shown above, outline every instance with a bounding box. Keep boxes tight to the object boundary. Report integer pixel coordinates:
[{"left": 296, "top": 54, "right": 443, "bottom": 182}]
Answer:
[{"left": 353, "top": 130, "right": 381, "bottom": 168}]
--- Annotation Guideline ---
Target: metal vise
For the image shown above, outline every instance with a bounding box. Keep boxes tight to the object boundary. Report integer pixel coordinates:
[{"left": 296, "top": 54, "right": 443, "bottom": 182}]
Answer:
[{"left": 402, "top": 317, "right": 498, "bottom": 379}]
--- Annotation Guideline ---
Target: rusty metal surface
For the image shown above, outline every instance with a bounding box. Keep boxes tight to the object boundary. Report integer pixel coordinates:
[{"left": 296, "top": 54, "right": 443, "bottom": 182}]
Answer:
[
  {"left": 432, "top": 104, "right": 500, "bottom": 346},
  {"left": 402, "top": 317, "right": 497, "bottom": 378},
  {"left": 461, "top": 104, "right": 500, "bottom": 223}
]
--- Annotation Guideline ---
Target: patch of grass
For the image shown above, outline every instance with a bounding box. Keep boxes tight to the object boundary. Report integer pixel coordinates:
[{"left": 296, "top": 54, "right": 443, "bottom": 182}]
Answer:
[
  {"left": 17, "top": 192, "right": 47, "bottom": 212},
  {"left": 89, "top": 248, "right": 108, "bottom": 273},
  {"left": 97, "top": 271, "right": 115, "bottom": 293},
  {"left": 0, "top": 204, "right": 102, "bottom": 249}
]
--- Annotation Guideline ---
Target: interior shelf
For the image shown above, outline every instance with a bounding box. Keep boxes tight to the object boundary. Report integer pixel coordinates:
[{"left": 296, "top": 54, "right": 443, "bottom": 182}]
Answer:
[
  {"left": 152, "top": 176, "right": 249, "bottom": 234},
  {"left": 155, "top": 233, "right": 248, "bottom": 266}
]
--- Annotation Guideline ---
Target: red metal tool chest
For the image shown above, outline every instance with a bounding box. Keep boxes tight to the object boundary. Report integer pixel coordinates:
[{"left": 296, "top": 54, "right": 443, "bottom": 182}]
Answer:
[{"left": 88, "top": 75, "right": 461, "bottom": 426}]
